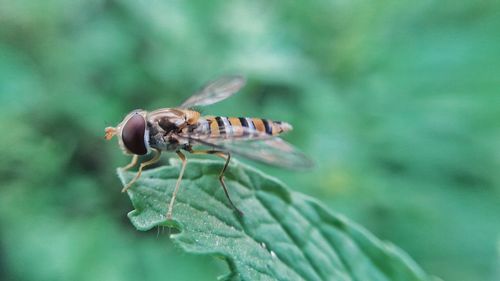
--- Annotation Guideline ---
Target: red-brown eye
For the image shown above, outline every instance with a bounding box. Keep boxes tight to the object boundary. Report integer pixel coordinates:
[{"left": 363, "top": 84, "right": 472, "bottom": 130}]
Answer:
[{"left": 122, "top": 113, "right": 147, "bottom": 155}]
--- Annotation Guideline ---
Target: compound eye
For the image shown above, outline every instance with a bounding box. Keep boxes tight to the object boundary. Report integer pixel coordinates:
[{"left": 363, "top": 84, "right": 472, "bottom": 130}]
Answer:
[{"left": 122, "top": 113, "right": 147, "bottom": 155}]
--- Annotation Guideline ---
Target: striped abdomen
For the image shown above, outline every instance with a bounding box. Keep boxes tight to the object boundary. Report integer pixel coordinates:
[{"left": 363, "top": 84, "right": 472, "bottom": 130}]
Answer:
[{"left": 192, "top": 116, "right": 292, "bottom": 138}]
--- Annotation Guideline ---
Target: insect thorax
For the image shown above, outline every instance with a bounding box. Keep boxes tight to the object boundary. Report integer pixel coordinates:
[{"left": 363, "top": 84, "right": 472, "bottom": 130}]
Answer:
[{"left": 146, "top": 109, "right": 191, "bottom": 152}]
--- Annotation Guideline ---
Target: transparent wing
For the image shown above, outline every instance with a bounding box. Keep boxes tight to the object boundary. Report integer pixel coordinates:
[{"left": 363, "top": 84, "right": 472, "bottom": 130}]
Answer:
[
  {"left": 179, "top": 133, "right": 313, "bottom": 170},
  {"left": 180, "top": 76, "right": 246, "bottom": 108}
]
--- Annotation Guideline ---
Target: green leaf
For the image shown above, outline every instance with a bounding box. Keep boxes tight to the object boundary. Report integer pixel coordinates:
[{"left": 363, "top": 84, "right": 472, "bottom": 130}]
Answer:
[{"left": 118, "top": 159, "right": 437, "bottom": 281}]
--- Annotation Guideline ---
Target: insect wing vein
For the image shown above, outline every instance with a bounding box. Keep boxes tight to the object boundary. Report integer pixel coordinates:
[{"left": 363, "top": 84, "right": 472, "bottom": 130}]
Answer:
[
  {"left": 178, "top": 133, "right": 313, "bottom": 170},
  {"left": 180, "top": 76, "right": 246, "bottom": 108}
]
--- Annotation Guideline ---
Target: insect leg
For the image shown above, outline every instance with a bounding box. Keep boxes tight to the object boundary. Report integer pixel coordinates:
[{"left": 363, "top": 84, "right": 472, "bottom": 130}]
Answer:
[
  {"left": 167, "top": 151, "right": 187, "bottom": 219},
  {"left": 190, "top": 150, "right": 244, "bottom": 216},
  {"left": 122, "top": 148, "right": 161, "bottom": 192},
  {"left": 121, "top": 155, "right": 139, "bottom": 171}
]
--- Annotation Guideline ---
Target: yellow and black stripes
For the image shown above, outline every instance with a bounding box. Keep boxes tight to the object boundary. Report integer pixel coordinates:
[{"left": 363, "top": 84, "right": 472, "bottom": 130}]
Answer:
[{"left": 201, "top": 116, "right": 292, "bottom": 138}]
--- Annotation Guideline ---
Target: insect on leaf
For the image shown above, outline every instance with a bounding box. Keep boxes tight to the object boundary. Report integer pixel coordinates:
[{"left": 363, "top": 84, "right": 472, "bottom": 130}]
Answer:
[{"left": 117, "top": 159, "right": 438, "bottom": 281}]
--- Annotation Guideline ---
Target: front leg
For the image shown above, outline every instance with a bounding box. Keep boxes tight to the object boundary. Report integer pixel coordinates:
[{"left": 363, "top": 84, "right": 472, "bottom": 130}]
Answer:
[
  {"left": 121, "top": 155, "right": 138, "bottom": 171},
  {"left": 122, "top": 148, "right": 162, "bottom": 192}
]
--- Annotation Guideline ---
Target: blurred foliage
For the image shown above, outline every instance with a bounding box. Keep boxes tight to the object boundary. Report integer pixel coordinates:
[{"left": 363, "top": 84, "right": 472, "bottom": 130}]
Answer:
[{"left": 0, "top": 1, "right": 499, "bottom": 281}]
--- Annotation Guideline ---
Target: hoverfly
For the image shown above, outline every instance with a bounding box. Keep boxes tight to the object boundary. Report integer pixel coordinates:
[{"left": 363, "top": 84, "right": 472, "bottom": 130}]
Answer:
[{"left": 105, "top": 76, "right": 312, "bottom": 219}]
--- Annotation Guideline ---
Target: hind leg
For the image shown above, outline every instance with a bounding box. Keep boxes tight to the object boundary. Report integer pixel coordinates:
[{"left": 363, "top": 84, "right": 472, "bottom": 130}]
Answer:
[{"left": 189, "top": 150, "right": 244, "bottom": 216}]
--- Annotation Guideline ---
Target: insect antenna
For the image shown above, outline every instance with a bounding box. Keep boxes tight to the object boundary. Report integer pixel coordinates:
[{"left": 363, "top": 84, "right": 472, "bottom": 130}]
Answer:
[{"left": 104, "top": 127, "right": 117, "bottom": 140}]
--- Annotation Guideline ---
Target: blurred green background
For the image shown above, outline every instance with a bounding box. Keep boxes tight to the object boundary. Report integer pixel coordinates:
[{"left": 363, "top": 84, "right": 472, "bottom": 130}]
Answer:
[{"left": 1, "top": 1, "right": 499, "bottom": 280}]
